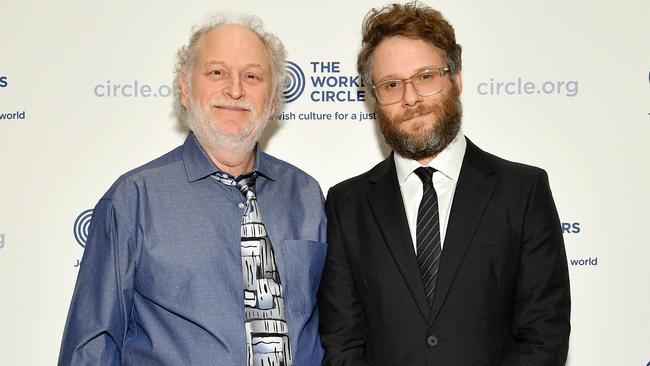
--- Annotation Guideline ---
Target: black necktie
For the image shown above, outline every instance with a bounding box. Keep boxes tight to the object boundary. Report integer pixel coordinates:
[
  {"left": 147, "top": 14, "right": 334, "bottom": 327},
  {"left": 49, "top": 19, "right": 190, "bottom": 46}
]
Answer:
[{"left": 414, "top": 167, "right": 442, "bottom": 307}]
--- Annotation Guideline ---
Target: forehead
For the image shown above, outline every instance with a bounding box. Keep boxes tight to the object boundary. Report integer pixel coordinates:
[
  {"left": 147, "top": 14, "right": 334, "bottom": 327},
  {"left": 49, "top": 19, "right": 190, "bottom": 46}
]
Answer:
[
  {"left": 196, "top": 24, "right": 271, "bottom": 69},
  {"left": 371, "top": 36, "right": 446, "bottom": 79}
]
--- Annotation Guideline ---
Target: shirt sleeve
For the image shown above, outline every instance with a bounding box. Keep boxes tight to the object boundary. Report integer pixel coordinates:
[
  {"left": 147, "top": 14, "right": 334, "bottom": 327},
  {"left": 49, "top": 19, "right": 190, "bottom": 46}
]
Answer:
[{"left": 58, "top": 196, "right": 136, "bottom": 365}]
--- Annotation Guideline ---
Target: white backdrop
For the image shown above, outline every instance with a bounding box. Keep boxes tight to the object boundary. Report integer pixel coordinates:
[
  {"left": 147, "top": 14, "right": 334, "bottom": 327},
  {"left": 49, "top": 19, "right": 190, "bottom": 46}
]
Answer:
[{"left": 1, "top": 0, "right": 649, "bottom": 364}]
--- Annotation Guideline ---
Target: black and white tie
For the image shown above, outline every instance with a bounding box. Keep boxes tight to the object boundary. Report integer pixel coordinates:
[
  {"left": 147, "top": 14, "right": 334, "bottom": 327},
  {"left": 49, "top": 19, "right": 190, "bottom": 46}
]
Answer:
[
  {"left": 212, "top": 171, "right": 293, "bottom": 366},
  {"left": 414, "top": 167, "right": 442, "bottom": 307}
]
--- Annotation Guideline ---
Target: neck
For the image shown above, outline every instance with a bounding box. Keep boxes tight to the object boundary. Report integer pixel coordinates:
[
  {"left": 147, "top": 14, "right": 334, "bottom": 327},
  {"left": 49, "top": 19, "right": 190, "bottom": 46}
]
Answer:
[
  {"left": 416, "top": 154, "right": 436, "bottom": 166},
  {"left": 204, "top": 143, "right": 256, "bottom": 177}
]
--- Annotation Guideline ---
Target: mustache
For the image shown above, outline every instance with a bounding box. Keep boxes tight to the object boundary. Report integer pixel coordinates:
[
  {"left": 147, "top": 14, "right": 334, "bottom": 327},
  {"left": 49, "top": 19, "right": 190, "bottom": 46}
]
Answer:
[
  {"left": 209, "top": 96, "right": 255, "bottom": 113},
  {"left": 399, "top": 104, "right": 437, "bottom": 122}
]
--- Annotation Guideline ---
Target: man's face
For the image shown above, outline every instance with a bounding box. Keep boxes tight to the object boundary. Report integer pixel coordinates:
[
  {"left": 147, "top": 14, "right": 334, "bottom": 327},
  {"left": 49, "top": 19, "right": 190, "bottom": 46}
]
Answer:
[
  {"left": 371, "top": 36, "right": 463, "bottom": 161},
  {"left": 180, "top": 24, "right": 275, "bottom": 153}
]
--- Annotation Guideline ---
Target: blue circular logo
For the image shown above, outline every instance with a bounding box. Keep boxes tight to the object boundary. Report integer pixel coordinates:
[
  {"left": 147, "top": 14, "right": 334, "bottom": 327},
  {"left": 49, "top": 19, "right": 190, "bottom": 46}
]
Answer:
[
  {"left": 282, "top": 61, "right": 305, "bottom": 103},
  {"left": 73, "top": 209, "right": 93, "bottom": 248}
]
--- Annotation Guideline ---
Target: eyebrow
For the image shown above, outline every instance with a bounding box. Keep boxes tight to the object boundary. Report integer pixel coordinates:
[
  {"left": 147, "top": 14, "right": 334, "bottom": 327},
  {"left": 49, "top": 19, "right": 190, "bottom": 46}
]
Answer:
[{"left": 203, "top": 61, "right": 265, "bottom": 70}]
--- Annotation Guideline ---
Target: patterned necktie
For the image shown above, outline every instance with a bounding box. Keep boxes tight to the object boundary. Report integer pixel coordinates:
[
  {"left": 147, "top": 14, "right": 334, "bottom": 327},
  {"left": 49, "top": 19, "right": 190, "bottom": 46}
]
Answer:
[
  {"left": 212, "top": 171, "right": 293, "bottom": 366},
  {"left": 414, "top": 167, "right": 442, "bottom": 307}
]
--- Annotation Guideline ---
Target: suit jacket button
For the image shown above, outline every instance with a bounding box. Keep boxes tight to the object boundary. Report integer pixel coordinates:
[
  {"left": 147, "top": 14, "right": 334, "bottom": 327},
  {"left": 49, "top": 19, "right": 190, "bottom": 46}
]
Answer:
[{"left": 427, "top": 335, "right": 439, "bottom": 347}]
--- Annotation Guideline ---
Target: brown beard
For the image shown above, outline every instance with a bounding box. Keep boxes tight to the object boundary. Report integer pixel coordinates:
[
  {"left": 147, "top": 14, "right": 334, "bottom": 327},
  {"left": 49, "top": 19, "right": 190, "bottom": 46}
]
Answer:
[{"left": 377, "top": 82, "right": 462, "bottom": 160}]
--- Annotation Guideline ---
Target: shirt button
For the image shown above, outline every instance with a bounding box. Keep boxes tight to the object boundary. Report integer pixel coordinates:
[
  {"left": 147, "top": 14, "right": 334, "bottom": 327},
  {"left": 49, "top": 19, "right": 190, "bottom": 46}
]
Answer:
[
  {"left": 238, "top": 203, "right": 245, "bottom": 209},
  {"left": 427, "top": 335, "right": 438, "bottom": 347}
]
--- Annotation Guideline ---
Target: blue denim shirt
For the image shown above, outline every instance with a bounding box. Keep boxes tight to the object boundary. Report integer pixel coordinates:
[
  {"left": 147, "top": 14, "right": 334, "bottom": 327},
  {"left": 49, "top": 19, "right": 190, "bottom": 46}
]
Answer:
[{"left": 59, "top": 134, "right": 327, "bottom": 365}]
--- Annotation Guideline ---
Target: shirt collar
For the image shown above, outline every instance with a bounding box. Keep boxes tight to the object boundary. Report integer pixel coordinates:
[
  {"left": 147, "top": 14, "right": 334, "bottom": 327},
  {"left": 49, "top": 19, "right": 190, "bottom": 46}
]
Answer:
[
  {"left": 394, "top": 131, "right": 467, "bottom": 186},
  {"left": 182, "top": 133, "right": 274, "bottom": 182}
]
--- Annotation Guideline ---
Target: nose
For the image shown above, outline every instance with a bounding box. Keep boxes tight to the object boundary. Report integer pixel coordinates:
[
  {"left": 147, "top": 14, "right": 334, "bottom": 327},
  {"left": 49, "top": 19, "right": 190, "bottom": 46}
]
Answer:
[
  {"left": 223, "top": 75, "right": 243, "bottom": 99},
  {"left": 402, "top": 81, "right": 422, "bottom": 107}
]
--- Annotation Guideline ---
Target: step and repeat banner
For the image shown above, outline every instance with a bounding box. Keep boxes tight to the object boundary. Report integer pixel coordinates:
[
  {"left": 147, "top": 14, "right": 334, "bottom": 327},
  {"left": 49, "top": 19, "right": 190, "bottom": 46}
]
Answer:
[{"left": 1, "top": 0, "right": 649, "bottom": 364}]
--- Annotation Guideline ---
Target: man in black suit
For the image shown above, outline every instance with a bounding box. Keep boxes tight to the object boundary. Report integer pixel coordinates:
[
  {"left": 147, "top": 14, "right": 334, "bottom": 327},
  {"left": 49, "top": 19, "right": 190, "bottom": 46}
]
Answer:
[{"left": 318, "top": 3, "right": 571, "bottom": 365}]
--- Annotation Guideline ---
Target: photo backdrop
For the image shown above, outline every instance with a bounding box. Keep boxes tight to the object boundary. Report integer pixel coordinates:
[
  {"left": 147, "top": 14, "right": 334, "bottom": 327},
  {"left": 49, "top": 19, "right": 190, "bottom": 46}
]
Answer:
[{"left": 1, "top": 0, "right": 649, "bottom": 364}]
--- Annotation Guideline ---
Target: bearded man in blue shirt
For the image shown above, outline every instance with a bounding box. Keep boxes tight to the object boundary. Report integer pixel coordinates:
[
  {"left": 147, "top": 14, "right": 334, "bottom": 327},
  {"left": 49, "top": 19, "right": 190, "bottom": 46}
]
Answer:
[{"left": 59, "top": 13, "right": 326, "bottom": 366}]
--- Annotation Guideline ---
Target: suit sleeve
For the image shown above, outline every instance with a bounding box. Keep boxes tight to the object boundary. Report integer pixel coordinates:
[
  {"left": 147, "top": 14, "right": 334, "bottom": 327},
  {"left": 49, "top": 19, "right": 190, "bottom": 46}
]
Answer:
[
  {"left": 502, "top": 170, "right": 571, "bottom": 366},
  {"left": 58, "top": 197, "right": 136, "bottom": 365},
  {"left": 318, "top": 189, "right": 371, "bottom": 366}
]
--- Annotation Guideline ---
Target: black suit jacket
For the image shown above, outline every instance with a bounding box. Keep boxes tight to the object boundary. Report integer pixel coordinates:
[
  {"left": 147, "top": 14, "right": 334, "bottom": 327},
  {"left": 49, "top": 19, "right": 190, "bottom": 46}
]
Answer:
[{"left": 318, "top": 138, "right": 570, "bottom": 366}]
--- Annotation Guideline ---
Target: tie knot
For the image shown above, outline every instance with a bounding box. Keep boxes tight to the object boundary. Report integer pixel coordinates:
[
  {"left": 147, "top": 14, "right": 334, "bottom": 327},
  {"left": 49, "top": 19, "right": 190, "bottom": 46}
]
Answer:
[
  {"left": 235, "top": 172, "right": 258, "bottom": 198},
  {"left": 414, "top": 167, "right": 435, "bottom": 185}
]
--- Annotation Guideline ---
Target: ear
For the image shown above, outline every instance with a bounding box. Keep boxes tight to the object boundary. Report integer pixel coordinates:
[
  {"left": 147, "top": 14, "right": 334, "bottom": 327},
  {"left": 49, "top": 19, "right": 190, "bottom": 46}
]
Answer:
[
  {"left": 269, "top": 86, "right": 278, "bottom": 116},
  {"left": 270, "top": 100, "right": 277, "bottom": 117},
  {"left": 454, "top": 70, "right": 463, "bottom": 95},
  {"left": 179, "top": 71, "right": 190, "bottom": 108}
]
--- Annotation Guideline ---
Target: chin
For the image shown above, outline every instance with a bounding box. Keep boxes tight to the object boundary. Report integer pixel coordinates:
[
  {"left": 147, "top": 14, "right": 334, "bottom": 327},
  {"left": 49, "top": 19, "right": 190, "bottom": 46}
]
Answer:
[
  {"left": 404, "top": 119, "right": 435, "bottom": 135},
  {"left": 210, "top": 120, "right": 248, "bottom": 134}
]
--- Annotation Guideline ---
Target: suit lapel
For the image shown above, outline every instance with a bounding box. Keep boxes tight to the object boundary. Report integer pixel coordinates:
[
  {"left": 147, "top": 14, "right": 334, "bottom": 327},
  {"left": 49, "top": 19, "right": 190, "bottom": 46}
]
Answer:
[
  {"left": 429, "top": 139, "right": 497, "bottom": 323},
  {"left": 365, "top": 155, "right": 431, "bottom": 320}
]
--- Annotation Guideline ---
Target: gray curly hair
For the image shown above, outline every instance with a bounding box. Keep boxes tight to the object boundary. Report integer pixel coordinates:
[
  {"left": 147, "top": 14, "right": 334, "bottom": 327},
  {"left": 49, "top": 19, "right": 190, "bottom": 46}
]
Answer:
[{"left": 173, "top": 13, "right": 287, "bottom": 123}]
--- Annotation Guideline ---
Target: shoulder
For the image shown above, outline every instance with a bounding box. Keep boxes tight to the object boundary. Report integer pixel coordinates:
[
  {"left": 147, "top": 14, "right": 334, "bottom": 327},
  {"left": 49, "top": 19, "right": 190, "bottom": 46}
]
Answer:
[
  {"left": 466, "top": 139, "right": 548, "bottom": 182},
  {"left": 328, "top": 172, "right": 370, "bottom": 197},
  {"left": 99, "top": 145, "right": 185, "bottom": 203},
  {"left": 327, "top": 157, "right": 393, "bottom": 199},
  {"left": 261, "top": 151, "right": 322, "bottom": 192},
  {"left": 332, "top": 156, "right": 393, "bottom": 191}
]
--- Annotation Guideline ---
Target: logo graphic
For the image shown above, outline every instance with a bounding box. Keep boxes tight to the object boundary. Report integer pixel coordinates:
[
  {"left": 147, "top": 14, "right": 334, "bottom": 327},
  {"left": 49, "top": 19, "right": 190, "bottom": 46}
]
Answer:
[
  {"left": 281, "top": 61, "right": 305, "bottom": 103},
  {"left": 73, "top": 209, "right": 93, "bottom": 248}
]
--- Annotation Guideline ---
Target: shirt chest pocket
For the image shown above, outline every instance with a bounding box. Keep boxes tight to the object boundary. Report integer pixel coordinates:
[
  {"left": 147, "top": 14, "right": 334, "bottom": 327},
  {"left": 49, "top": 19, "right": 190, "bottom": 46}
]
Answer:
[{"left": 276, "top": 239, "right": 327, "bottom": 314}]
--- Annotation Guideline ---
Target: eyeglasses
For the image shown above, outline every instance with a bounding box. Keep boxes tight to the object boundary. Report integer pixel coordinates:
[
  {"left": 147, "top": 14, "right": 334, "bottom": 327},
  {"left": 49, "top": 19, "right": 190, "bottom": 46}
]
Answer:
[{"left": 372, "top": 66, "right": 451, "bottom": 105}]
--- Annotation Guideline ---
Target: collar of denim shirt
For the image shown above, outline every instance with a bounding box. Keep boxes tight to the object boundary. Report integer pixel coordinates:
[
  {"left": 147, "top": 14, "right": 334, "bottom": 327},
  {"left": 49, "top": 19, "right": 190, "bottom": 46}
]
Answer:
[{"left": 182, "top": 133, "right": 274, "bottom": 183}]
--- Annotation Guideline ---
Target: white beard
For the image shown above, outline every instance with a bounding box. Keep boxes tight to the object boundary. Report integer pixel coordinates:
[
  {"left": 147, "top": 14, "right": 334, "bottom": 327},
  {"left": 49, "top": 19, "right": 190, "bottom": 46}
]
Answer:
[{"left": 186, "top": 95, "right": 271, "bottom": 155}]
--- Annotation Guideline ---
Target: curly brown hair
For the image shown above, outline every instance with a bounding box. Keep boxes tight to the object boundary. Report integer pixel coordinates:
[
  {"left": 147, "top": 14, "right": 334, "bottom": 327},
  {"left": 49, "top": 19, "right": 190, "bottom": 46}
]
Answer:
[{"left": 357, "top": 2, "right": 462, "bottom": 86}]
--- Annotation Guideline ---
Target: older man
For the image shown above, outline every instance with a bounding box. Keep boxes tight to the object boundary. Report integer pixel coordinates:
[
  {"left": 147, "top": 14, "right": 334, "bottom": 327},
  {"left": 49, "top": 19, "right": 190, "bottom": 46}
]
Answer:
[
  {"left": 318, "top": 2, "right": 571, "bottom": 366},
  {"left": 59, "top": 14, "right": 326, "bottom": 366}
]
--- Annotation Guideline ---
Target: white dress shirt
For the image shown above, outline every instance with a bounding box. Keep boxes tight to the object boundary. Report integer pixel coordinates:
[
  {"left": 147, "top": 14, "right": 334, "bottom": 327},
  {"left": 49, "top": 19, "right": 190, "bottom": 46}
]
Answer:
[{"left": 394, "top": 132, "right": 466, "bottom": 253}]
